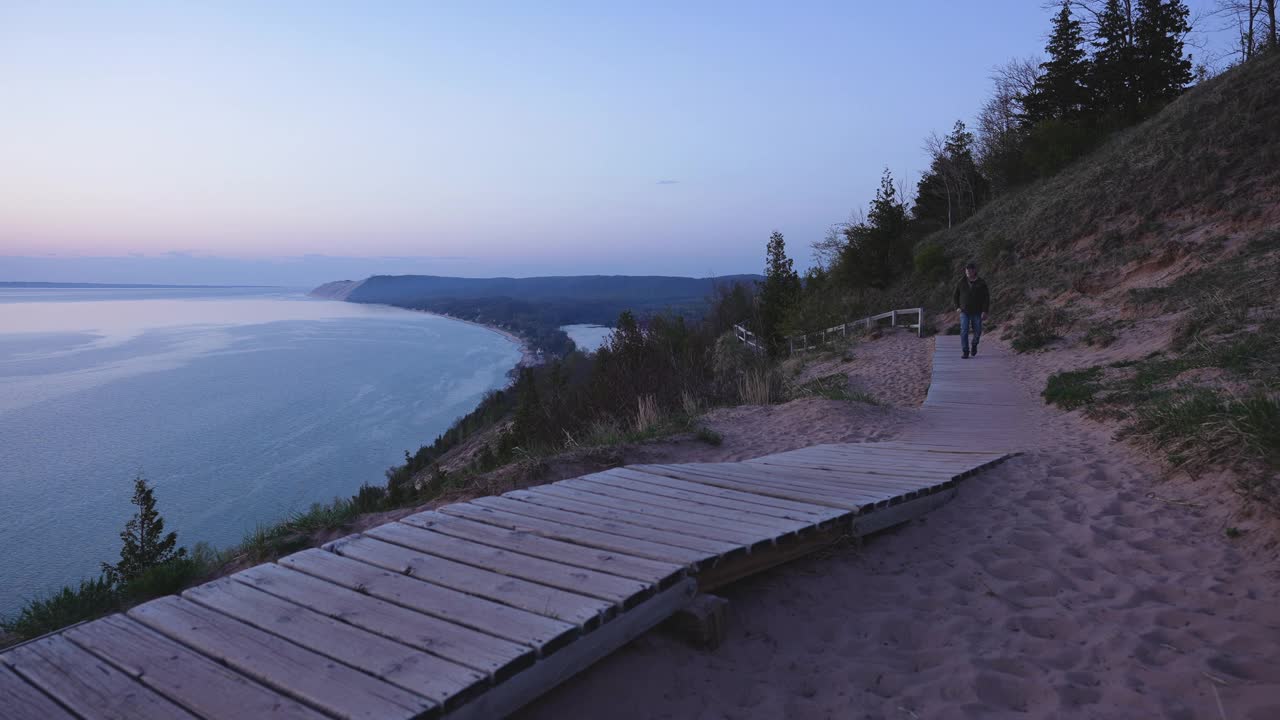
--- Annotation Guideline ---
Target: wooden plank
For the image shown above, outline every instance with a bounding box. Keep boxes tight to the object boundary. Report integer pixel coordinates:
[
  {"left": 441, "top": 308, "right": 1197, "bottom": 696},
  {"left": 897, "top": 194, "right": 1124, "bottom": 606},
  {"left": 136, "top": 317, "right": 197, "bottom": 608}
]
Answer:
[
  {"left": 444, "top": 579, "right": 697, "bottom": 720},
  {"left": 552, "top": 477, "right": 804, "bottom": 535},
  {"left": 682, "top": 462, "right": 937, "bottom": 505},
  {"left": 0, "top": 663, "right": 77, "bottom": 720},
  {"left": 631, "top": 464, "right": 871, "bottom": 511},
  {"left": 327, "top": 535, "right": 613, "bottom": 629},
  {"left": 696, "top": 460, "right": 939, "bottom": 497},
  {"left": 603, "top": 467, "right": 846, "bottom": 520},
  {"left": 364, "top": 522, "right": 651, "bottom": 606},
  {"left": 801, "top": 445, "right": 1003, "bottom": 468},
  {"left": 742, "top": 460, "right": 954, "bottom": 495},
  {"left": 183, "top": 576, "right": 485, "bottom": 708},
  {"left": 400, "top": 510, "right": 684, "bottom": 585},
  {"left": 2, "top": 633, "right": 196, "bottom": 720},
  {"left": 804, "top": 446, "right": 1007, "bottom": 469},
  {"left": 747, "top": 455, "right": 956, "bottom": 482},
  {"left": 233, "top": 564, "right": 532, "bottom": 682},
  {"left": 510, "top": 487, "right": 766, "bottom": 546},
  {"left": 562, "top": 474, "right": 811, "bottom": 536},
  {"left": 278, "top": 549, "right": 576, "bottom": 653},
  {"left": 653, "top": 464, "right": 897, "bottom": 506},
  {"left": 788, "top": 445, "right": 991, "bottom": 468},
  {"left": 766, "top": 465, "right": 950, "bottom": 495},
  {"left": 441, "top": 501, "right": 709, "bottom": 567},
  {"left": 130, "top": 596, "right": 437, "bottom": 720},
  {"left": 672, "top": 460, "right": 916, "bottom": 496},
  {"left": 863, "top": 441, "right": 1009, "bottom": 455},
  {"left": 63, "top": 614, "right": 326, "bottom": 720},
  {"left": 523, "top": 483, "right": 779, "bottom": 540},
  {"left": 772, "top": 446, "right": 965, "bottom": 465},
  {"left": 482, "top": 492, "right": 741, "bottom": 555}
]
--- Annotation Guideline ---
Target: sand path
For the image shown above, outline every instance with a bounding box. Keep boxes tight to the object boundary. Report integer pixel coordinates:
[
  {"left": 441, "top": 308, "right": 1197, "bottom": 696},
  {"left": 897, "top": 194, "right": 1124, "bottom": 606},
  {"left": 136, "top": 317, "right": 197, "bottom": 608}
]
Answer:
[{"left": 516, "top": 337, "right": 1280, "bottom": 719}]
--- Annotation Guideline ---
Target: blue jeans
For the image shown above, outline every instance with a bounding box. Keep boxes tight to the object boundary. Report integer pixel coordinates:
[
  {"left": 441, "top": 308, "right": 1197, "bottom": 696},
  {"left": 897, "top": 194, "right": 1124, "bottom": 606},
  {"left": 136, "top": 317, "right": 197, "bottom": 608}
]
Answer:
[{"left": 961, "top": 312, "right": 982, "bottom": 352}]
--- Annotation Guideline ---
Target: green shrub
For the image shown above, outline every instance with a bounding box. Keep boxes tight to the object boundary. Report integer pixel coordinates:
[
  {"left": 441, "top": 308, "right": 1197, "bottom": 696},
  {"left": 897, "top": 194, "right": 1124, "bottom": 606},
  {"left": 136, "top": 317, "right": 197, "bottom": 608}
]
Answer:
[
  {"left": 1, "top": 575, "right": 118, "bottom": 641},
  {"left": 119, "top": 553, "right": 209, "bottom": 604},
  {"left": 1043, "top": 367, "right": 1103, "bottom": 409},
  {"left": 1083, "top": 321, "right": 1118, "bottom": 348},
  {"left": 794, "top": 374, "right": 879, "bottom": 404},
  {"left": 913, "top": 242, "right": 950, "bottom": 281},
  {"left": 1010, "top": 306, "right": 1070, "bottom": 352},
  {"left": 694, "top": 427, "right": 723, "bottom": 446}
]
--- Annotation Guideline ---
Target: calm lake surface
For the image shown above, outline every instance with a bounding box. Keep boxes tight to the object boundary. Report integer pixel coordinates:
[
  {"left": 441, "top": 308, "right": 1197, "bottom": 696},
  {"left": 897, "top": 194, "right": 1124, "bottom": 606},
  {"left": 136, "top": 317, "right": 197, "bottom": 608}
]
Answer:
[
  {"left": 561, "top": 324, "right": 613, "bottom": 352},
  {"left": 0, "top": 287, "right": 520, "bottom": 616}
]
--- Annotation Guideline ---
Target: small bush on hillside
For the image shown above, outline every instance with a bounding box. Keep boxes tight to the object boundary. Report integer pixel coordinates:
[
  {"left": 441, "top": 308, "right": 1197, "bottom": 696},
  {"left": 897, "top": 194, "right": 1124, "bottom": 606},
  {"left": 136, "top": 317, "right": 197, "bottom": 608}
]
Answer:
[
  {"left": 119, "top": 551, "right": 211, "bottom": 604},
  {"left": 1171, "top": 289, "right": 1251, "bottom": 346},
  {"left": 1043, "top": 367, "right": 1103, "bottom": 410},
  {"left": 1, "top": 575, "right": 118, "bottom": 641},
  {"left": 913, "top": 242, "right": 951, "bottom": 282},
  {"left": 695, "top": 427, "right": 723, "bottom": 446},
  {"left": 1009, "top": 306, "right": 1070, "bottom": 352},
  {"left": 793, "top": 374, "right": 880, "bottom": 404},
  {"left": 1084, "top": 321, "right": 1119, "bottom": 348}
]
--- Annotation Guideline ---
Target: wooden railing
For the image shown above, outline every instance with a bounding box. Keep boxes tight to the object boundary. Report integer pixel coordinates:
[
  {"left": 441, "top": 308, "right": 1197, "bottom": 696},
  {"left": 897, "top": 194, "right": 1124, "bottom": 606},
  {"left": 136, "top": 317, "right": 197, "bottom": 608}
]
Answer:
[
  {"left": 733, "top": 323, "right": 767, "bottom": 353},
  {"left": 790, "top": 307, "right": 924, "bottom": 354},
  {"left": 734, "top": 307, "right": 925, "bottom": 355}
]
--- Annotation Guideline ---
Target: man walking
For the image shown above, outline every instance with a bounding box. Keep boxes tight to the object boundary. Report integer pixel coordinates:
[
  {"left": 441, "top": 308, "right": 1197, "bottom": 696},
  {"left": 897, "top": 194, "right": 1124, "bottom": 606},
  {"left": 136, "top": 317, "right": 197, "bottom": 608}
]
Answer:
[{"left": 953, "top": 262, "right": 990, "bottom": 359}]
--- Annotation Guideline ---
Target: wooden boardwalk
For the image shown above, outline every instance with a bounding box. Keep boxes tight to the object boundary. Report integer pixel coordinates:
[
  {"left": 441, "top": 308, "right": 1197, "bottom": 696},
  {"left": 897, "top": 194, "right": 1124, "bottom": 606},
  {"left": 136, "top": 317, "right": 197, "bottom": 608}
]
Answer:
[{"left": 1, "top": 336, "right": 1018, "bottom": 720}]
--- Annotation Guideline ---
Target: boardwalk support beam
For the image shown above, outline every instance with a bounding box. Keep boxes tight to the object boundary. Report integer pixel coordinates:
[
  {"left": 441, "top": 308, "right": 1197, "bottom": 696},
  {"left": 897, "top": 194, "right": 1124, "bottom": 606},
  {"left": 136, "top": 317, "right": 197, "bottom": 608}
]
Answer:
[
  {"left": 443, "top": 579, "right": 696, "bottom": 720},
  {"left": 663, "top": 594, "right": 729, "bottom": 650}
]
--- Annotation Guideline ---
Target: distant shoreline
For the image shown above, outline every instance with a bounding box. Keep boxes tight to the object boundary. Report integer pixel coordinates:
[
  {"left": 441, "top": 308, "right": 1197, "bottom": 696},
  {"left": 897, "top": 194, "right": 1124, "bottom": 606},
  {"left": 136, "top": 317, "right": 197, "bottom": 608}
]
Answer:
[
  {"left": 0, "top": 282, "right": 282, "bottom": 289},
  {"left": 317, "top": 296, "right": 541, "bottom": 371},
  {"left": 427, "top": 311, "right": 542, "bottom": 369}
]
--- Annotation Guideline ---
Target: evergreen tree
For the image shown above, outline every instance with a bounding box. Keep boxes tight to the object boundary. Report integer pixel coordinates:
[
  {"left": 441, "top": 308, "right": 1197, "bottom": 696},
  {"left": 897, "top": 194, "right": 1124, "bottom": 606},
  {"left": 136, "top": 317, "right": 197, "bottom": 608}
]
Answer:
[
  {"left": 1133, "top": 0, "right": 1192, "bottom": 110},
  {"left": 758, "top": 231, "right": 801, "bottom": 353},
  {"left": 102, "top": 475, "right": 185, "bottom": 585},
  {"left": 1090, "top": 0, "right": 1139, "bottom": 118},
  {"left": 840, "top": 169, "right": 910, "bottom": 291},
  {"left": 1024, "top": 1, "right": 1092, "bottom": 123},
  {"left": 509, "top": 366, "right": 545, "bottom": 449}
]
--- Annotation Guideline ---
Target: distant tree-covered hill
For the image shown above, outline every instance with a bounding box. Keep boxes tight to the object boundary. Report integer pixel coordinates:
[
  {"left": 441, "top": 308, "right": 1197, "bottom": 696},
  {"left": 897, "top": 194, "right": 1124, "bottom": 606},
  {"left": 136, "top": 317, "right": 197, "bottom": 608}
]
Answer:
[{"left": 311, "top": 273, "right": 762, "bottom": 356}]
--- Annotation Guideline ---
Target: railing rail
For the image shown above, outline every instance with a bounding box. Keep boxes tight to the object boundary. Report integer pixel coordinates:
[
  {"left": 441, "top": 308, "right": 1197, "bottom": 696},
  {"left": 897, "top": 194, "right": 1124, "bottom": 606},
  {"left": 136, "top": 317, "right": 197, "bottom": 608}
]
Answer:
[
  {"left": 733, "top": 307, "right": 925, "bottom": 355},
  {"left": 733, "top": 323, "right": 767, "bottom": 354}
]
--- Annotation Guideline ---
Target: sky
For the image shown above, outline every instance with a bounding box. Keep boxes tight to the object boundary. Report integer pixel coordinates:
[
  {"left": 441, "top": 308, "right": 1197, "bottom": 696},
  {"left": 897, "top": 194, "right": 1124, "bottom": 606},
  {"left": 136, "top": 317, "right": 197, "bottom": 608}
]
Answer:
[{"left": 0, "top": 1, "right": 1232, "bottom": 285}]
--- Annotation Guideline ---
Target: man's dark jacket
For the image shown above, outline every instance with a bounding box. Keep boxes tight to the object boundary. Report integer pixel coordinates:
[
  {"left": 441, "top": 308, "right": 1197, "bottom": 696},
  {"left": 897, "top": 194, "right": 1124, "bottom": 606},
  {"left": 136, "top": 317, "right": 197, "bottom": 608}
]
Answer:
[{"left": 954, "top": 277, "right": 990, "bottom": 315}]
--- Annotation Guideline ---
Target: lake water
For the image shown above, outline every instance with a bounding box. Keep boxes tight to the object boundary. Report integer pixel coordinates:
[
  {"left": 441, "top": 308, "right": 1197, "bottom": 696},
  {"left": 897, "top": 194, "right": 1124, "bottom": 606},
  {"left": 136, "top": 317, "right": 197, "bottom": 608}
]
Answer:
[
  {"left": 561, "top": 324, "right": 613, "bottom": 353},
  {"left": 0, "top": 287, "right": 520, "bottom": 616}
]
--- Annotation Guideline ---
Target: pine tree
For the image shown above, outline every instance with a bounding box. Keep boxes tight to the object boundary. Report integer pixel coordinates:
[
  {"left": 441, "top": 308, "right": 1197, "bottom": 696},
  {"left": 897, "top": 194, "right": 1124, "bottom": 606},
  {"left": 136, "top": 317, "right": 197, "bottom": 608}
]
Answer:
[
  {"left": 840, "top": 169, "right": 910, "bottom": 291},
  {"left": 509, "top": 366, "right": 544, "bottom": 450},
  {"left": 1133, "top": 0, "right": 1192, "bottom": 110},
  {"left": 1024, "top": 1, "right": 1092, "bottom": 124},
  {"left": 1090, "top": 0, "right": 1139, "bottom": 118},
  {"left": 102, "top": 475, "right": 185, "bottom": 585},
  {"left": 758, "top": 231, "right": 801, "bottom": 353}
]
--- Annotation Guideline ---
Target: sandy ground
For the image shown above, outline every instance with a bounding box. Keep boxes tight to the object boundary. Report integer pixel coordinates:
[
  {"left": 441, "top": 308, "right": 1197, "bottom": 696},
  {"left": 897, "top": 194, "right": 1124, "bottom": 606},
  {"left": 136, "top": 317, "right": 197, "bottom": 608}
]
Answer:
[
  {"left": 788, "top": 328, "right": 934, "bottom": 408},
  {"left": 514, "top": 335, "right": 1280, "bottom": 720}
]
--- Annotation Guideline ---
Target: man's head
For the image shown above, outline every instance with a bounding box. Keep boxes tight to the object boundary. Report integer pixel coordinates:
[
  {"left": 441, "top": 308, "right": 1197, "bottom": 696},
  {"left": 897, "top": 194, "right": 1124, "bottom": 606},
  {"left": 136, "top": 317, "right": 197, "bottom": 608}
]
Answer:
[{"left": 964, "top": 262, "right": 978, "bottom": 281}]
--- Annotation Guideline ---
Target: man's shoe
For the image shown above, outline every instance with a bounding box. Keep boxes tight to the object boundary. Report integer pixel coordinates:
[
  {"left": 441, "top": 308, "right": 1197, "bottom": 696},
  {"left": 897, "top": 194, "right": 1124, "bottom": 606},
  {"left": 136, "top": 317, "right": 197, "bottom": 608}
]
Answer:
[
  {"left": 962, "top": 352, "right": 970, "bottom": 359},
  {"left": 971, "top": 343, "right": 979, "bottom": 357}
]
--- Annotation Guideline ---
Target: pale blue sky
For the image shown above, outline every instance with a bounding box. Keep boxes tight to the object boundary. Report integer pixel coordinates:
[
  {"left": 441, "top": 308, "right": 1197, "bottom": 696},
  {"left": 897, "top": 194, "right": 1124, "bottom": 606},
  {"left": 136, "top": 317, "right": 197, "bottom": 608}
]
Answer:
[{"left": 0, "top": 1, "right": 1228, "bottom": 283}]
